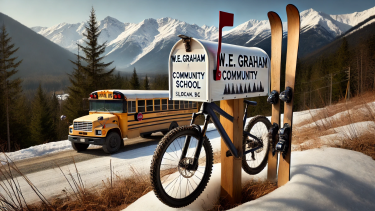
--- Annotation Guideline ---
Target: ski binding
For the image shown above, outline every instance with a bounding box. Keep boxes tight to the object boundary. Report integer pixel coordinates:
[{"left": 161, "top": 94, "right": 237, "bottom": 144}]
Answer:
[
  {"left": 276, "top": 123, "right": 291, "bottom": 159},
  {"left": 279, "top": 86, "right": 293, "bottom": 103},
  {"left": 268, "top": 123, "right": 279, "bottom": 156},
  {"left": 267, "top": 90, "right": 279, "bottom": 104}
]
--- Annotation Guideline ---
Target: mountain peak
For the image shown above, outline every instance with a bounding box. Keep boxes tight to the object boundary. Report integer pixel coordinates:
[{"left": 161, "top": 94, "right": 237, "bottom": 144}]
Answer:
[{"left": 103, "top": 16, "right": 121, "bottom": 22}]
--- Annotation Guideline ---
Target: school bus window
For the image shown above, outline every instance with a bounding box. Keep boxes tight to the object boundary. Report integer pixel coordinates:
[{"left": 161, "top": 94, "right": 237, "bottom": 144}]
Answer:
[
  {"left": 154, "top": 99, "right": 160, "bottom": 111},
  {"left": 180, "top": 101, "right": 184, "bottom": 109},
  {"left": 174, "top": 101, "right": 179, "bottom": 110},
  {"left": 168, "top": 100, "right": 173, "bottom": 110},
  {"left": 90, "top": 100, "right": 124, "bottom": 113},
  {"left": 162, "top": 99, "right": 167, "bottom": 110},
  {"left": 146, "top": 100, "right": 153, "bottom": 112},
  {"left": 192, "top": 101, "right": 197, "bottom": 108},
  {"left": 184, "top": 101, "right": 189, "bottom": 108},
  {"left": 188, "top": 101, "right": 192, "bottom": 108},
  {"left": 138, "top": 100, "right": 145, "bottom": 113},
  {"left": 128, "top": 101, "right": 136, "bottom": 113}
]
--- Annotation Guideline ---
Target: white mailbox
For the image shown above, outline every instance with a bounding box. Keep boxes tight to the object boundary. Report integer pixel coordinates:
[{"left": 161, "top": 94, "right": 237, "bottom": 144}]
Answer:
[{"left": 169, "top": 38, "right": 270, "bottom": 102}]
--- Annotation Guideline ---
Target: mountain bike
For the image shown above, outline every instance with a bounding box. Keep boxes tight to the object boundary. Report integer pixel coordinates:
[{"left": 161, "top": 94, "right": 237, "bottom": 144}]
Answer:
[{"left": 150, "top": 100, "right": 271, "bottom": 208}]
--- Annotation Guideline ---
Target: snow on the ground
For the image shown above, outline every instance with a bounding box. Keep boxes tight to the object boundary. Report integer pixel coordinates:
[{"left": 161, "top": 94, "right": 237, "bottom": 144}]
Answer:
[
  {"left": 3, "top": 105, "right": 374, "bottom": 207},
  {"left": 1, "top": 140, "right": 73, "bottom": 162},
  {"left": 297, "top": 121, "right": 375, "bottom": 150},
  {"left": 0, "top": 129, "right": 223, "bottom": 204},
  {"left": 297, "top": 102, "right": 375, "bottom": 130},
  {"left": 125, "top": 147, "right": 375, "bottom": 211}
]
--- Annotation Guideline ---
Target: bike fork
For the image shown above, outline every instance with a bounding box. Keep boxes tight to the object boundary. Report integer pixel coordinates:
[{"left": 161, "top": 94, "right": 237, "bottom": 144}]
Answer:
[{"left": 179, "top": 113, "right": 210, "bottom": 169}]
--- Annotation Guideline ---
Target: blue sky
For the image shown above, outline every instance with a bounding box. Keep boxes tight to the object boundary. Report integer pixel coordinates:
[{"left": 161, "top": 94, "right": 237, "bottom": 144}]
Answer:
[{"left": 1, "top": 0, "right": 374, "bottom": 28}]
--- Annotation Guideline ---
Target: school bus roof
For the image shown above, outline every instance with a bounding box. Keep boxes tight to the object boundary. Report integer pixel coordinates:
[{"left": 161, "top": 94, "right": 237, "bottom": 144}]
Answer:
[{"left": 95, "top": 90, "right": 169, "bottom": 100}]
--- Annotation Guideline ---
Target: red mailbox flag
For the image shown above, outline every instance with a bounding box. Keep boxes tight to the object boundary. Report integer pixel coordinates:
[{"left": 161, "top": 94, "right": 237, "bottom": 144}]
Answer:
[{"left": 215, "top": 11, "right": 234, "bottom": 81}]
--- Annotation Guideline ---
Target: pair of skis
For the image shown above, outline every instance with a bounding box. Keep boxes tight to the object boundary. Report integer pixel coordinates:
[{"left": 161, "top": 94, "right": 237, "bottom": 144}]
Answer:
[{"left": 266, "top": 4, "right": 300, "bottom": 187}]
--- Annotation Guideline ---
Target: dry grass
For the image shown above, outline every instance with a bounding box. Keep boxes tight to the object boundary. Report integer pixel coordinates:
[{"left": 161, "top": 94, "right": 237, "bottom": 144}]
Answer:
[
  {"left": 334, "top": 133, "right": 375, "bottom": 160},
  {"left": 0, "top": 149, "right": 277, "bottom": 211},
  {"left": 0, "top": 156, "right": 151, "bottom": 211},
  {"left": 208, "top": 179, "right": 277, "bottom": 211},
  {"left": 293, "top": 91, "right": 375, "bottom": 159}
]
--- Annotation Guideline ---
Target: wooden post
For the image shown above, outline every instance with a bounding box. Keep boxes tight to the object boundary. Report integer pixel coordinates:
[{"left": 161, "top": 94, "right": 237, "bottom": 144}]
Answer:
[{"left": 220, "top": 99, "right": 243, "bottom": 204}]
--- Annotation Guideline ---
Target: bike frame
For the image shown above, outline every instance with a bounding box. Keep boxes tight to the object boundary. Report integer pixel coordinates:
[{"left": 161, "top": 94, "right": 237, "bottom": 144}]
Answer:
[{"left": 180, "top": 100, "right": 264, "bottom": 168}]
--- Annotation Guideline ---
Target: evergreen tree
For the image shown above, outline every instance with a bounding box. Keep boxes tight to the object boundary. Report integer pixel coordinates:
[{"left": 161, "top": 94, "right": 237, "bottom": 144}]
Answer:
[
  {"left": 152, "top": 74, "right": 169, "bottom": 90},
  {"left": 77, "top": 7, "right": 115, "bottom": 91},
  {"left": 50, "top": 92, "right": 61, "bottom": 141},
  {"left": 30, "top": 84, "right": 56, "bottom": 145},
  {"left": 130, "top": 68, "right": 140, "bottom": 89},
  {"left": 333, "top": 38, "right": 350, "bottom": 101},
  {"left": 122, "top": 76, "right": 130, "bottom": 89},
  {"left": 143, "top": 74, "right": 150, "bottom": 90},
  {"left": 10, "top": 95, "right": 31, "bottom": 149},
  {"left": 65, "top": 45, "right": 88, "bottom": 121},
  {"left": 112, "top": 72, "right": 123, "bottom": 89},
  {"left": 0, "top": 24, "right": 23, "bottom": 151}
]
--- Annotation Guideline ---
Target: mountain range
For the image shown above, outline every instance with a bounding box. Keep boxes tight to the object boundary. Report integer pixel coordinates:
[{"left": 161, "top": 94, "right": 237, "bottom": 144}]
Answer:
[
  {"left": 0, "top": 12, "right": 76, "bottom": 92},
  {"left": 0, "top": 4, "right": 374, "bottom": 91},
  {"left": 30, "top": 6, "right": 375, "bottom": 74}
]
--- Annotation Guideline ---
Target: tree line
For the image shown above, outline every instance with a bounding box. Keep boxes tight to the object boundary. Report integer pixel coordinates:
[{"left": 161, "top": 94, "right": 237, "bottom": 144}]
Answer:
[
  {"left": 0, "top": 7, "right": 168, "bottom": 152},
  {"left": 294, "top": 34, "right": 375, "bottom": 110}
]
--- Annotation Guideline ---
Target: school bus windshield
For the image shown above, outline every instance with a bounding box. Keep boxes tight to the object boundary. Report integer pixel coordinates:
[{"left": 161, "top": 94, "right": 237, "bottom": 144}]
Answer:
[{"left": 90, "top": 100, "right": 126, "bottom": 113}]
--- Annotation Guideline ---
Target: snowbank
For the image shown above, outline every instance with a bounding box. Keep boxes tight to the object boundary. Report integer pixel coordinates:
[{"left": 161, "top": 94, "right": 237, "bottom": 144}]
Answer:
[
  {"left": 125, "top": 147, "right": 375, "bottom": 211},
  {"left": 2, "top": 140, "right": 73, "bottom": 162}
]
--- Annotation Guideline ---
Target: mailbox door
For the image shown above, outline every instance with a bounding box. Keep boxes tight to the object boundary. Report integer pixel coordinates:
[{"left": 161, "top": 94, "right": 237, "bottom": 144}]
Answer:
[{"left": 169, "top": 39, "right": 210, "bottom": 102}]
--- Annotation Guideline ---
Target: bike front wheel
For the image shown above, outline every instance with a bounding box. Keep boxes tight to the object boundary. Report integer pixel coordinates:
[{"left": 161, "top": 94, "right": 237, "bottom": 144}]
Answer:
[
  {"left": 242, "top": 115, "right": 271, "bottom": 175},
  {"left": 150, "top": 126, "right": 213, "bottom": 208}
]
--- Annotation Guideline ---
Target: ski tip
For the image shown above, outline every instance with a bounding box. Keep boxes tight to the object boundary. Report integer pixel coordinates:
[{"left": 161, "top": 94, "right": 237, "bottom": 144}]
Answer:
[
  {"left": 286, "top": 4, "right": 300, "bottom": 16},
  {"left": 267, "top": 11, "right": 282, "bottom": 28},
  {"left": 267, "top": 11, "right": 281, "bottom": 21},
  {"left": 286, "top": 4, "right": 300, "bottom": 27}
]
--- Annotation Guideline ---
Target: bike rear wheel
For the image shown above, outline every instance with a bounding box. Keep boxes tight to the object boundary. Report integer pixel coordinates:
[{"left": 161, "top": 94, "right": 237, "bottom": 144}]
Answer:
[
  {"left": 150, "top": 126, "right": 213, "bottom": 208},
  {"left": 242, "top": 115, "right": 271, "bottom": 175}
]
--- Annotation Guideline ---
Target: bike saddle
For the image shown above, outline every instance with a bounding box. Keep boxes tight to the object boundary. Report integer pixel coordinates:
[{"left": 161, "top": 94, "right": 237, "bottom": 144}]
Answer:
[{"left": 244, "top": 100, "right": 257, "bottom": 106}]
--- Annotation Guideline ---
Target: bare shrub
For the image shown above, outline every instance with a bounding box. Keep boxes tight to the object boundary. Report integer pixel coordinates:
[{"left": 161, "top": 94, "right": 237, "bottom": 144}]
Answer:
[{"left": 208, "top": 179, "right": 277, "bottom": 211}]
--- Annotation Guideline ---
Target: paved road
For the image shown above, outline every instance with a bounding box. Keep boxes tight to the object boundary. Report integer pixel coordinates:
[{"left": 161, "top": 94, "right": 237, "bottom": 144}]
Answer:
[{"left": 12, "top": 133, "right": 164, "bottom": 176}]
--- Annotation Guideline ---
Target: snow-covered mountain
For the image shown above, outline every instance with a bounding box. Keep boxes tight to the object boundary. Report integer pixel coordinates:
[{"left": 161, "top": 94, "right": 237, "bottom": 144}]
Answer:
[
  {"left": 30, "top": 6, "right": 375, "bottom": 73},
  {"left": 330, "top": 6, "right": 375, "bottom": 27},
  {"left": 31, "top": 17, "right": 218, "bottom": 70}
]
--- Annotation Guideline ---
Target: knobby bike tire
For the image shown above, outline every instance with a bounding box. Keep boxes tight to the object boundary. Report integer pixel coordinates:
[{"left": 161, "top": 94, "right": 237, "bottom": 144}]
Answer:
[
  {"left": 150, "top": 126, "right": 213, "bottom": 208},
  {"left": 242, "top": 115, "right": 272, "bottom": 175}
]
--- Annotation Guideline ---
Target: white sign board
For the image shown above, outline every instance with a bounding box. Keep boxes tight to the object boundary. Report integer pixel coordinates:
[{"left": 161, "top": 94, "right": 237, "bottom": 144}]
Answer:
[{"left": 169, "top": 38, "right": 270, "bottom": 102}]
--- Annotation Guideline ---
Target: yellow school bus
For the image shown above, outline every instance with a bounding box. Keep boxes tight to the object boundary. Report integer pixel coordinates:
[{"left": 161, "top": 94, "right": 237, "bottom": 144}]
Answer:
[{"left": 68, "top": 90, "right": 198, "bottom": 153}]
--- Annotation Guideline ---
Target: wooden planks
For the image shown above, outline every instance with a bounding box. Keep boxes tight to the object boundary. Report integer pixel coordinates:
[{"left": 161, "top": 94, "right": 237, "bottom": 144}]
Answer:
[
  {"left": 267, "top": 11, "right": 283, "bottom": 182},
  {"left": 277, "top": 4, "right": 300, "bottom": 187}
]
